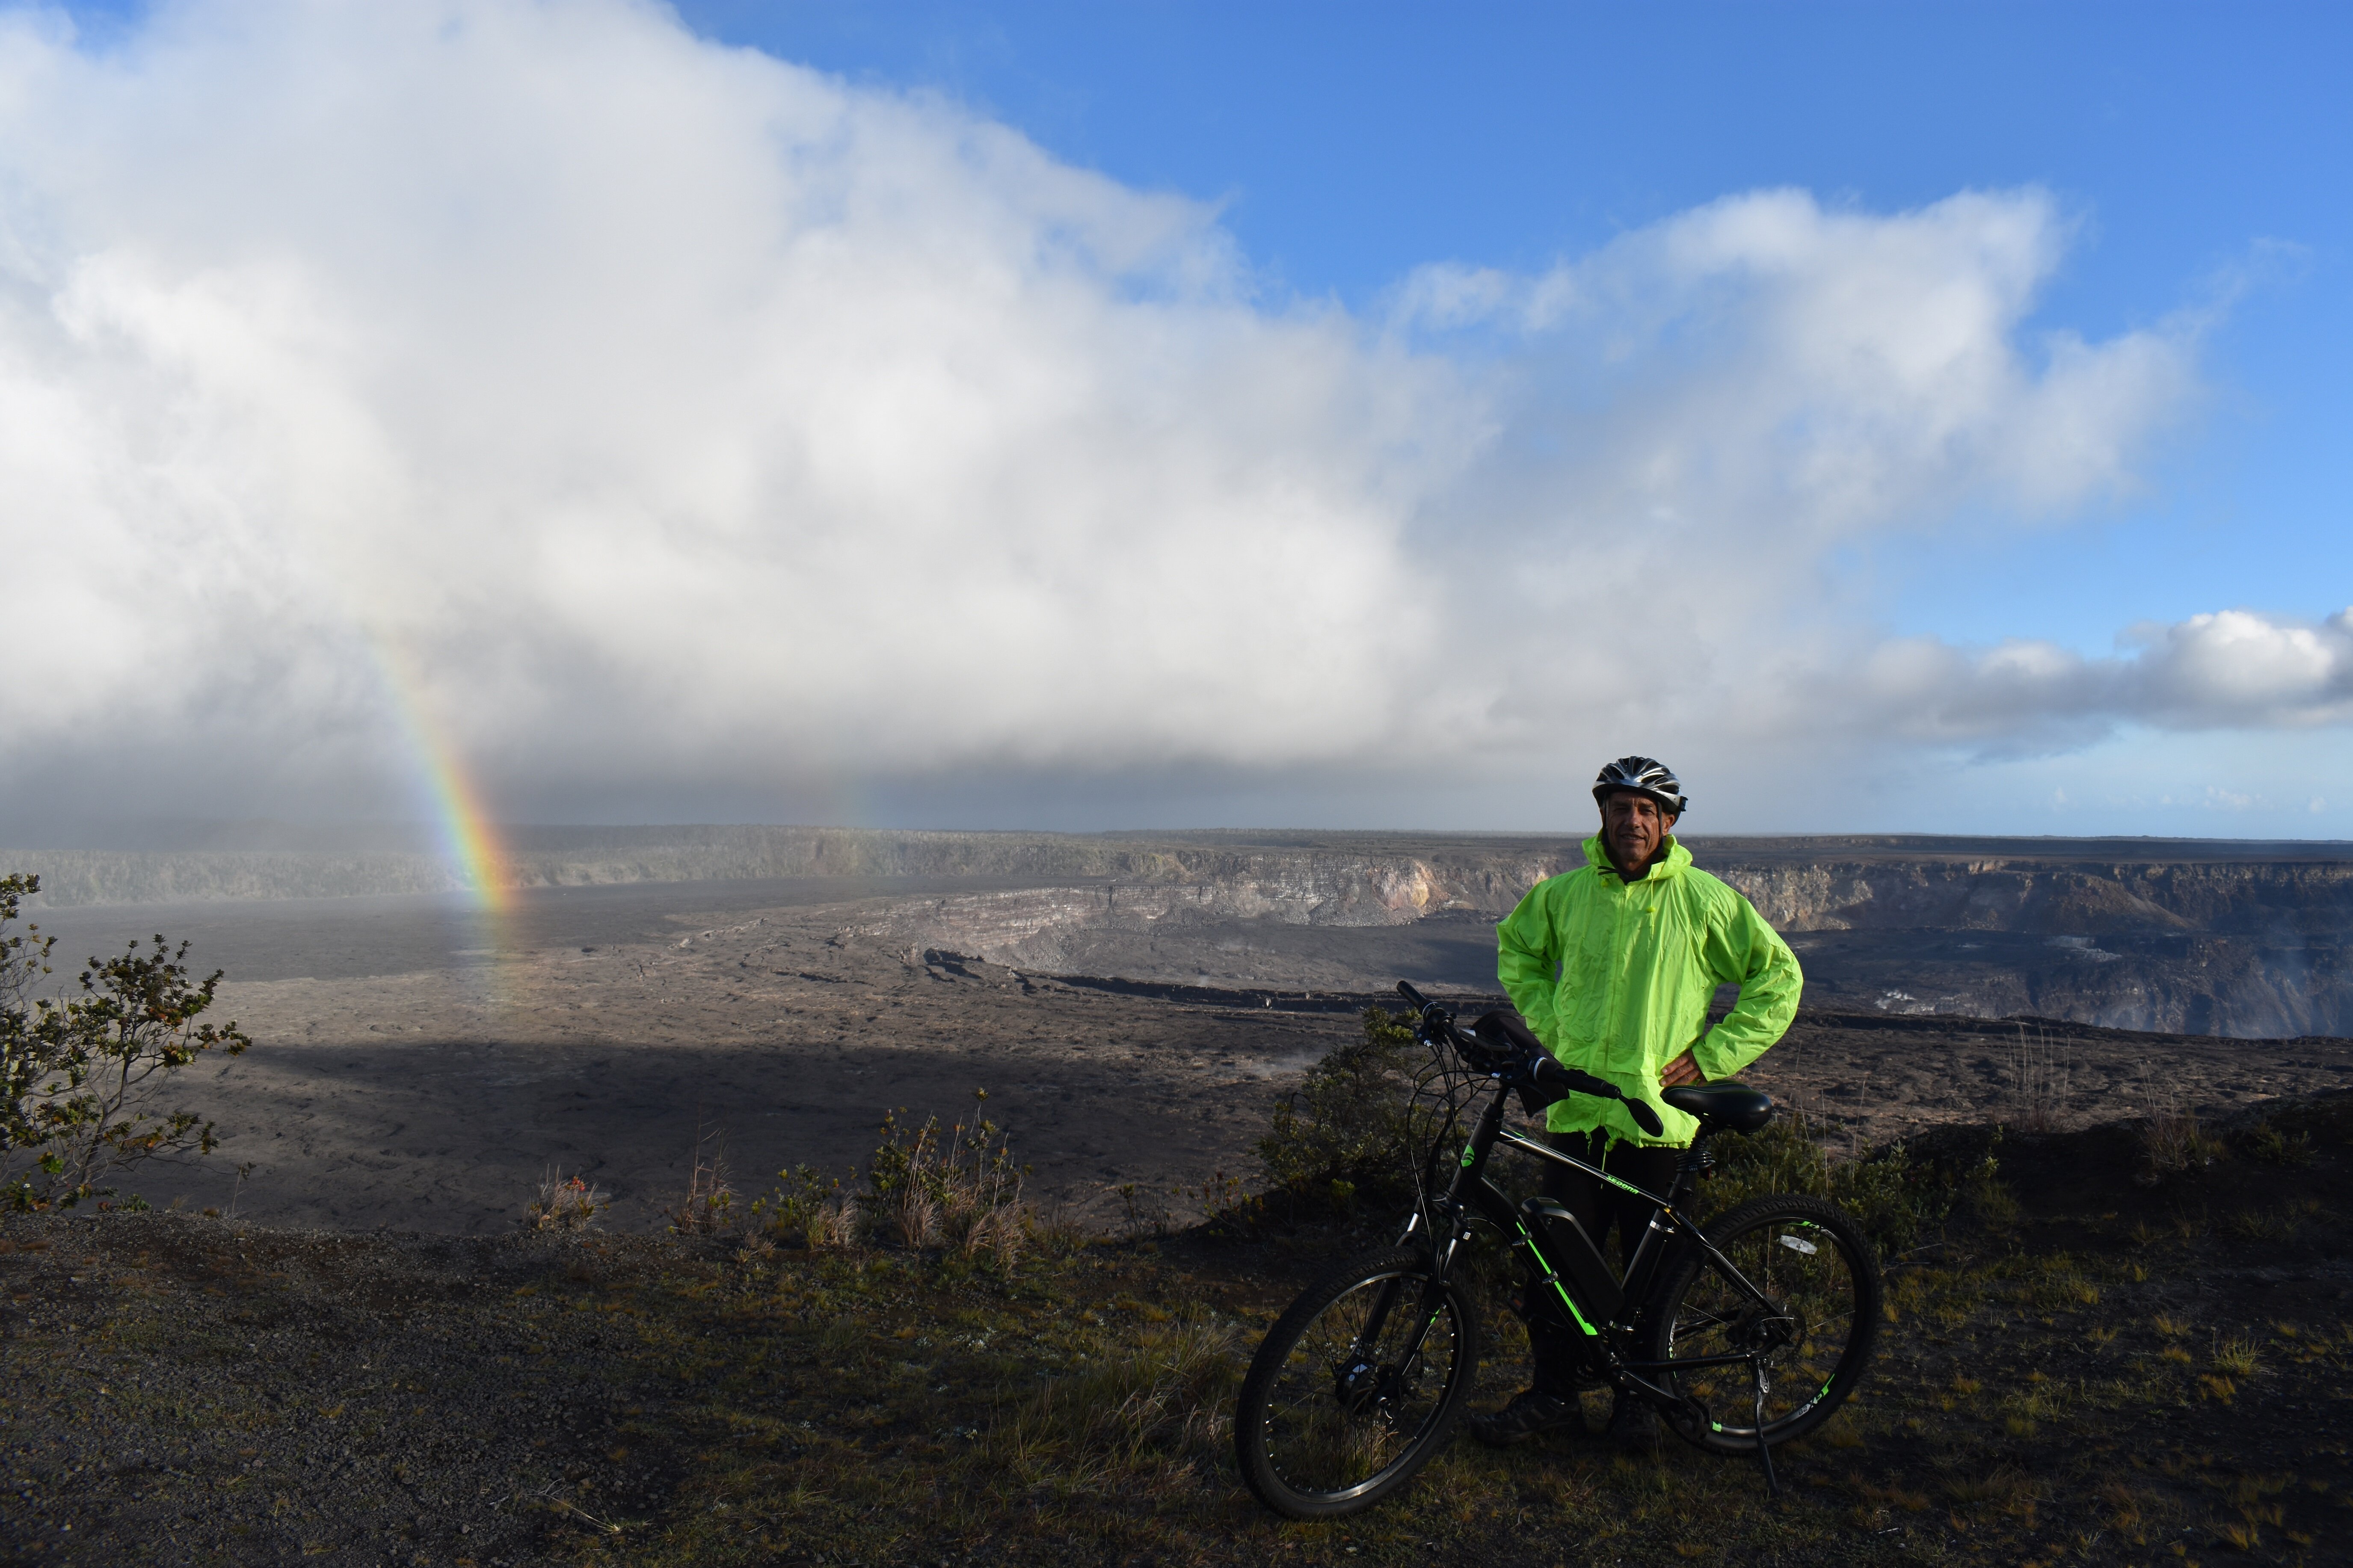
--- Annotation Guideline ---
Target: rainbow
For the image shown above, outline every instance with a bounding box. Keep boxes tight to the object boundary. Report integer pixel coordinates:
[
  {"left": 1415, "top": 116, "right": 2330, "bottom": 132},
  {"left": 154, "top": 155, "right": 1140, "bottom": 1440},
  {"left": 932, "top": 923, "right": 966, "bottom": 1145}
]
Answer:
[
  {"left": 370, "top": 640, "right": 513, "bottom": 913},
  {"left": 414, "top": 731, "right": 513, "bottom": 914}
]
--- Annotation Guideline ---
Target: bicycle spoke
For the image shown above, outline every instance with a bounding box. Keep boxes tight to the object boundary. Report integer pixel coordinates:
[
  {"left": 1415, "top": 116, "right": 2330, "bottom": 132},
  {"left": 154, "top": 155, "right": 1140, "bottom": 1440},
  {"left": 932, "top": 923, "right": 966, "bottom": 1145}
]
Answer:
[
  {"left": 1661, "top": 1208, "right": 1867, "bottom": 1440},
  {"left": 1256, "top": 1270, "right": 1464, "bottom": 1501}
]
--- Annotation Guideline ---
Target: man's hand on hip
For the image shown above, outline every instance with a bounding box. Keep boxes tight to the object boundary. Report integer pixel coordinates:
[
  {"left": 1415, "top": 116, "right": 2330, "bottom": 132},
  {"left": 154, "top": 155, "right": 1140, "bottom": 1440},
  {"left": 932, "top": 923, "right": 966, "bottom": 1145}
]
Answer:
[{"left": 1659, "top": 1050, "right": 1704, "bottom": 1088}]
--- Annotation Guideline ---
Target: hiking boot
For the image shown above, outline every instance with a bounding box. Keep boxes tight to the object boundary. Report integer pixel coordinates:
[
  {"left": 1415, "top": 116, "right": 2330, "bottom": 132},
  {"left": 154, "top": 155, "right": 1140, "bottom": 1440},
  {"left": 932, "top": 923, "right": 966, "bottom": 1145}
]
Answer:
[
  {"left": 1467, "top": 1389, "right": 1580, "bottom": 1447},
  {"left": 1605, "top": 1391, "right": 1662, "bottom": 1451}
]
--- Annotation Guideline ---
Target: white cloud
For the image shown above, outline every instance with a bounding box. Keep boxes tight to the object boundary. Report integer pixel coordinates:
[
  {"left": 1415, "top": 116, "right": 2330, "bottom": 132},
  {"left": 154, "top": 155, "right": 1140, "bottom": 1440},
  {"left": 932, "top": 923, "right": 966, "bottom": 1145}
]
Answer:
[
  {"left": 0, "top": 0, "right": 2303, "bottom": 827},
  {"left": 2130, "top": 609, "right": 2353, "bottom": 724},
  {"left": 1393, "top": 187, "right": 2195, "bottom": 527},
  {"left": 1828, "top": 609, "right": 2353, "bottom": 751}
]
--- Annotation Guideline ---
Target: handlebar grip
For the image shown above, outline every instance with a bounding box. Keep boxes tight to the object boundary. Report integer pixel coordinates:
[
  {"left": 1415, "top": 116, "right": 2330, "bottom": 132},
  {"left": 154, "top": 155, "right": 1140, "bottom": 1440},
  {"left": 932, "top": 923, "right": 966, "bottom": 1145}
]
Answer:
[
  {"left": 1529, "top": 1056, "right": 1667, "bottom": 1137},
  {"left": 1529, "top": 1056, "right": 1606, "bottom": 1098},
  {"left": 1395, "top": 980, "right": 1430, "bottom": 1012}
]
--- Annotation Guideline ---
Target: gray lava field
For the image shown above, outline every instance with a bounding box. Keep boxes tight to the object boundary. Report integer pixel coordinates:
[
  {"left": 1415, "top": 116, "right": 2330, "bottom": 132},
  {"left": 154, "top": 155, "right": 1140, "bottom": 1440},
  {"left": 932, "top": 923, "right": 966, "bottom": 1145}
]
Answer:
[{"left": 6, "top": 828, "right": 2352, "bottom": 1235}]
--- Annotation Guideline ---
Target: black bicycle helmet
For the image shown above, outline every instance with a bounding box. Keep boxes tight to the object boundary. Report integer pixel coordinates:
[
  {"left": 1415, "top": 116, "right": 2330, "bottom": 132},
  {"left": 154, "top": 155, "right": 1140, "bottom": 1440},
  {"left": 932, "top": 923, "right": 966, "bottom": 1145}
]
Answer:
[{"left": 1591, "top": 755, "right": 1687, "bottom": 817}]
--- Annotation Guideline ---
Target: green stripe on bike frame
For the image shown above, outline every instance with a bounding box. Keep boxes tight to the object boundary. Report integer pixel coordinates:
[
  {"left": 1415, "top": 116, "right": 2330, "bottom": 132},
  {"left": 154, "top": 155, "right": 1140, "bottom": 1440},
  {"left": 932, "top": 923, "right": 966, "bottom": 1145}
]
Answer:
[
  {"left": 1520, "top": 1237, "right": 1598, "bottom": 1336},
  {"left": 1601, "top": 1173, "right": 1646, "bottom": 1197}
]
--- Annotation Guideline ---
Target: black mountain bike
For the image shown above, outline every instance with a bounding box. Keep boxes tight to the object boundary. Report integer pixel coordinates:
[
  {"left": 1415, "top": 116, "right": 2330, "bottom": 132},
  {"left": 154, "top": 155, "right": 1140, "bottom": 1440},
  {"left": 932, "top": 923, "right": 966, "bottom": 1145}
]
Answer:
[{"left": 1234, "top": 982, "right": 1880, "bottom": 1518}]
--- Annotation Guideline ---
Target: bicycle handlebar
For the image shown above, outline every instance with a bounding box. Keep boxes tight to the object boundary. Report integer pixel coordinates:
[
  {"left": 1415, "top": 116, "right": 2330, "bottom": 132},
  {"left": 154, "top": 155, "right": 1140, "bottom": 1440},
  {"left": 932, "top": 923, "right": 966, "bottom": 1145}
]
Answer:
[
  {"left": 1396, "top": 979, "right": 1664, "bottom": 1138},
  {"left": 1529, "top": 1053, "right": 1665, "bottom": 1138}
]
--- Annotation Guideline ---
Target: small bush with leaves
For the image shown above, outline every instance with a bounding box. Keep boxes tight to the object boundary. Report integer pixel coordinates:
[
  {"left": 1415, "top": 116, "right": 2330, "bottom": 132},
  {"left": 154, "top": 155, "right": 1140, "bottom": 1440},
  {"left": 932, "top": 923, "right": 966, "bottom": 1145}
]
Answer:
[
  {"left": 1705, "top": 1107, "right": 1997, "bottom": 1257},
  {"left": 751, "top": 1163, "right": 862, "bottom": 1248},
  {"left": 3, "top": 873, "right": 253, "bottom": 1212},
  {"left": 1251, "top": 1002, "right": 2006, "bottom": 1256},
  {"left": 2243, "top": 1121, "right": 2314, "bottom": 1168},
  {"left": 1254, "top": 1005, "right": 1422, "bottom": 1201}
]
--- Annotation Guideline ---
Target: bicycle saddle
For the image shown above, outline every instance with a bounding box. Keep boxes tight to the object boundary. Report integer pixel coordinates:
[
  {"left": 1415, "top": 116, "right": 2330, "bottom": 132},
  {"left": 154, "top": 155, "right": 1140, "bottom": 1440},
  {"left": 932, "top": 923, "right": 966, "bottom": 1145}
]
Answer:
[{"left": 1661, "top": 1083, "right": 1774, "bottom": 1133}]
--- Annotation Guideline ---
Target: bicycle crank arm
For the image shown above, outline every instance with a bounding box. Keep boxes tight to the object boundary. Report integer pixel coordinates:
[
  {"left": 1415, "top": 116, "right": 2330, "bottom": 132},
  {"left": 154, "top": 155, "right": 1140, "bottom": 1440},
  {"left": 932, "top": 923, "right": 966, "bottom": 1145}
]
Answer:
[{"left": 1605, "top": 1364, "right": 1690, "bottom": 1408}]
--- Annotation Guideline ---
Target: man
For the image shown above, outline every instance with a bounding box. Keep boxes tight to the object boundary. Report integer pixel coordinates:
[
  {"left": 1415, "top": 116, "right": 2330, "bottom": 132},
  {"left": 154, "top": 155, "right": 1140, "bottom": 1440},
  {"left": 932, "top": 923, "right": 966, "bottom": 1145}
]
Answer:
[{"left": 1467, "top": 755, "right": 1802, "bottom": 1448}]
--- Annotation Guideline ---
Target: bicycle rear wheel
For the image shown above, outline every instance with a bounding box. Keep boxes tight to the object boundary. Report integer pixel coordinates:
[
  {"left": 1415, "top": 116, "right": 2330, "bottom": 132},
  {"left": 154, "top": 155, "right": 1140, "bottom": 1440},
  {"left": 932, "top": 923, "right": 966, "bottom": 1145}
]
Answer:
[
  {"left": 1647, "top": 1194, "right": 1880, "bottom": 1455},
  {"left": 1234, "top": 1245, "right": 1478, "bottom": 1519}
]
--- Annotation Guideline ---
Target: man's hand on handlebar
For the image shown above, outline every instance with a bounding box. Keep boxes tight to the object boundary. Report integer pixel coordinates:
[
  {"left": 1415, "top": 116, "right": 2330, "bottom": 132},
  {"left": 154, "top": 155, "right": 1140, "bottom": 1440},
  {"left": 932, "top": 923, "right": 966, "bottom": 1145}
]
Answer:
[{"left": 1660, "top": 1050, "right": 1705, "bottom": 1088}]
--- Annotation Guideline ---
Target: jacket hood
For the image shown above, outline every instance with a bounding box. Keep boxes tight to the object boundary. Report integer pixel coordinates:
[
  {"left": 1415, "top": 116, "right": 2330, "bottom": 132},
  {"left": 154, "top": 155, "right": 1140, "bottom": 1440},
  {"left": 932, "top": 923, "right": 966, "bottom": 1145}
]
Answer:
[{"left": 1581, "top": 833, "right": 1691, "bottom": 882}]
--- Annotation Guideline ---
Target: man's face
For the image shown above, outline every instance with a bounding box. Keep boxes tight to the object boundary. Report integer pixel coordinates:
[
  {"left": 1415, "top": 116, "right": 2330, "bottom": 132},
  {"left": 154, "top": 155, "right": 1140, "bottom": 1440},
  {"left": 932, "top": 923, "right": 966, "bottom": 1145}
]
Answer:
[{"left": 1600, "top": 791, "right": 1677, "bottom": 875}]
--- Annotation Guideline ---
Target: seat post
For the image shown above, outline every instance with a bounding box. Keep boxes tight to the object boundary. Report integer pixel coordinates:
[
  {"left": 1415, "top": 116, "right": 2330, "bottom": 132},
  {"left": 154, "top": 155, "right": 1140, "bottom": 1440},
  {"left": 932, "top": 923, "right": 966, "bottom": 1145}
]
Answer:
[{"left": 1668, "top": 1130, "right": 1716, "bottom": 1209}]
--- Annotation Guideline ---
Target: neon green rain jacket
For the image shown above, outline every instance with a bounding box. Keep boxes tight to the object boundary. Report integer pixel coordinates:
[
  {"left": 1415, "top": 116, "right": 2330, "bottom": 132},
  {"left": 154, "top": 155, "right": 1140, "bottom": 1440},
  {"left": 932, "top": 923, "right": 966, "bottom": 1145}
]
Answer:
[{"left": 1496, "top": 834, "right": 1802, "bottom": 1147}]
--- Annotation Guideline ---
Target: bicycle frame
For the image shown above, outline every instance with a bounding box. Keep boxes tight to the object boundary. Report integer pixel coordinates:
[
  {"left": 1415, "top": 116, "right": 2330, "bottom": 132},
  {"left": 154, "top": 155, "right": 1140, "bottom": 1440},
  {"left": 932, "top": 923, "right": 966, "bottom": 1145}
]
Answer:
[{"left": 1350, "top": 1060, "right": 1799, "bottom": 1491}]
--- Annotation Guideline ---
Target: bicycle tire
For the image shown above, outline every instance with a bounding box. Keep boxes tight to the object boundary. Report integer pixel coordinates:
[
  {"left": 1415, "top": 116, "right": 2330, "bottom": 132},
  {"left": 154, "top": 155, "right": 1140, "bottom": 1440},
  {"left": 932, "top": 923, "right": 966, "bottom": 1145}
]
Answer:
[
  {"left": 1234, "top": 1245, "right": 1479, "bottom": 1519},
  {"left": 1645, "top": 1194, "right": 1880, "bottom": 1455}
]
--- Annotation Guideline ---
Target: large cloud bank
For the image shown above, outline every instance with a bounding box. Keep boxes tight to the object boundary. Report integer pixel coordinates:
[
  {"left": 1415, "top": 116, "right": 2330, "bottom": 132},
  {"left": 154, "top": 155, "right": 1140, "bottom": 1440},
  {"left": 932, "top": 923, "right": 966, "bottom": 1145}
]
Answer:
[{"left": 0, "top": 0, "right": 2330, "bottom": 825}]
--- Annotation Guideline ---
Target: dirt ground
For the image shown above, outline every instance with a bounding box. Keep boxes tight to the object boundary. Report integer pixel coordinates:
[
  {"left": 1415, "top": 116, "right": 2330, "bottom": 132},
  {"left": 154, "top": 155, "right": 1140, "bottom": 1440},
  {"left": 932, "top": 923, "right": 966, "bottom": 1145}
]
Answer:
[
  {"left": 4, "top": 1092, "right": 2350, "bottom": 1568},
  {"left": 54, "top": 883, "right": 2353, "bottom": 1237}
]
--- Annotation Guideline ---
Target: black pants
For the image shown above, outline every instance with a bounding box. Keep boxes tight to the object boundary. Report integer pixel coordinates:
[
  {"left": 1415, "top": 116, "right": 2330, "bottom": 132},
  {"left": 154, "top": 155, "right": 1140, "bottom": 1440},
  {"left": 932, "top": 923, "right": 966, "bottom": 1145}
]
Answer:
[{"left": 1526, "top": 1130, "right": 1683, "bottom": 1397}]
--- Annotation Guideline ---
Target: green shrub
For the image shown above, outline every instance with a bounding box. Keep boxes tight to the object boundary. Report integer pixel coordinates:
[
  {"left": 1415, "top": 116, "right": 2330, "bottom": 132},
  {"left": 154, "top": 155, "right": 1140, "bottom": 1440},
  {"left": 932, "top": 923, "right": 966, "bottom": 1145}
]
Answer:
[
  {"left": 2, "top": 873, "right": 252, "bottom": 1212},
  {"left": 1254, "top": 1006, "right": 1423, "bottom": 1201},
  {"left": 1704, "top": 1109, "right": 1999, "bottom": 1258},
  {"left": 751, "top": 1163, "right": 860, "bottom": 1248},
  {"left": 1248, "top": 1005, "right": 2014, "bottom": 1260},
  {"left": 2243, "top": 1121, "right": 2314, "bottom": 1168}
]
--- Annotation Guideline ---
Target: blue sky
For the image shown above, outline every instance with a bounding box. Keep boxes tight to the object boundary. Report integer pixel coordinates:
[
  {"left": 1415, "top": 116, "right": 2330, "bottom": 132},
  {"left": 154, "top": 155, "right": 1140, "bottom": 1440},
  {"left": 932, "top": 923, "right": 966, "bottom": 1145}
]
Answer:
[{"left": 4, "top": 1, "right": 2349, "bottom": 838}]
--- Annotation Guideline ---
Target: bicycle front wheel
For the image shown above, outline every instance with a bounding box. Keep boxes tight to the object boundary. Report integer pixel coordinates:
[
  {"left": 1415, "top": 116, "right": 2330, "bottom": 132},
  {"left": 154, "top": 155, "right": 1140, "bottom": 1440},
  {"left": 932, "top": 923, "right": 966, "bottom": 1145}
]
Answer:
[
  {"left": 1647, "top": 1194, "right": 1880, "bottom": 1455},
  {"left": 1234, "top": 1245, "right": 1478, "bottom": 1519}
]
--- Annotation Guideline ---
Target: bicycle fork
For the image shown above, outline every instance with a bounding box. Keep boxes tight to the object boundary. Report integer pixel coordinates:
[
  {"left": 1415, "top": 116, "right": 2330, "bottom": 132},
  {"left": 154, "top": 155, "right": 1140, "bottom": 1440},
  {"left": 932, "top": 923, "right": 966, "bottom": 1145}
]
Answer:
[{"left": 1333, "top": 1216, "right": 1459, "bottom": 1421}]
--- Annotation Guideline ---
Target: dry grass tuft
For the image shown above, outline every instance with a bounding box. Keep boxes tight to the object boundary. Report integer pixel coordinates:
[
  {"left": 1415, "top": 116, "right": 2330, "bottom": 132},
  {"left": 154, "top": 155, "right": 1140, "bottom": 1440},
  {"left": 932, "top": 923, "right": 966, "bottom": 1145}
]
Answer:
[
  {"left": 2212, "top": 1333, "right": 2262, "bottom": 1378},
  {"left": 1947, "top": 1465, "right": 2039, "bottom": 1514},
  {"left": 2135, "top": 1068, "right": 2225, "bottom": 1177},
  {"left": 2007, "top": 1024, "right": 2073, "bottom": 1132},
  {"left": 525, "top": 1167, "right": 608, "bottom": 1232},
  {"left": 666, "top": 1122, "right": 737, "bottom": 1236},
  {"left": 2098, "top": 1480, "right": 2146, "bottom": 1531},
  {"left": 865, "top": 1094, "right": 1032, "bottom": 1264}
]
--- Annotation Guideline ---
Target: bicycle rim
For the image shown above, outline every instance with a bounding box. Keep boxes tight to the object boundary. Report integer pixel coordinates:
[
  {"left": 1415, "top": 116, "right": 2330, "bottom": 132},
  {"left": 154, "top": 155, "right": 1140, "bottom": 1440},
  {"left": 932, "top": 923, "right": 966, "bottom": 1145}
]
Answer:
[
  {"left": 1238, "top": 1251, "right": 1473, "bottom": 1516},
  {"left": 1655, "top": 1196, "right": 1877, "bottom": 1451}
]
